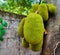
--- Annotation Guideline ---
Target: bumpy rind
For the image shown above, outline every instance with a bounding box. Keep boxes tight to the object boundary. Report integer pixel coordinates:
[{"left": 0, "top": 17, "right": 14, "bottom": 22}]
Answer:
[
  {"left": 22, "top": 38, "right": 29, "bottom": 48},
  {"left": 38, "top": 4, "right": 49, "bottom": 21},
  {"left": 29, "top": 40, "right": 43, "bottom": 51},
  {"left": 47, "top": 4, "right": 56, "bottom": 14},
  {"left": 24, "top": 13, "right": 44, "bottom": 45},
  {"left": 18, "top": 18, "right": 25, "bottom": 37},
  {"left": 30, "top": 4, "right": 39, "bottom": 13}
]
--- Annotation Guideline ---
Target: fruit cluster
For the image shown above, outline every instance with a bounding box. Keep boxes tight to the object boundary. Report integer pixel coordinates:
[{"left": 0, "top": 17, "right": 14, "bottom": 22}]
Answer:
[
  {"left": 30, "top": 3, "right": 56, "bottom": 21},
  {"left": 0, "top": 17, "right": 7, "bottom": 41},
  {"left": 18, "top": 2, "right": 56, "bottom": 51}
]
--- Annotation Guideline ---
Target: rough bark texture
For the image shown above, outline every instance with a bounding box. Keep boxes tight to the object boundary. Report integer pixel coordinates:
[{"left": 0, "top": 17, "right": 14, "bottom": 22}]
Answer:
[
  {"left": 42, "top": 0, "right": 60, "bottom": 55},
  {"left": 0, "top": 10, "right": 25, "bottom": 55}
]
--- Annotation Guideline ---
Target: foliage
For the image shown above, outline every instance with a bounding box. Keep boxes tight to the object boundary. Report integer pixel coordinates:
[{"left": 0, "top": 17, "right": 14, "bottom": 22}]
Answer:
[{"left": 0, "top": 0, "right": 40, "bottom": 15}]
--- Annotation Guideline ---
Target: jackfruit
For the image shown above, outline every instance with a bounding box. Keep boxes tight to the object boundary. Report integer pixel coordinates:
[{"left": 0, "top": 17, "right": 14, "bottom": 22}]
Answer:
[
  {"left": 38, "top": 4, "right": 49, "bottom": 21},
  {"left": 18, "top": 18, "right": 25, "bottom": 37},
  {"left": 22, "top": 38, "right": 29, "bottom": 48},
  {"left": 30, "top": 4, "right": 39, "bottom": 13},
  {"left": 24, "top": 13, "right": 44, "bottom": 45},
  {"left": 29, "top": 40, "right": 43, "bottom": 51},
  {"left": 47, "top": 4, "right": 56, "bottom": 14}
]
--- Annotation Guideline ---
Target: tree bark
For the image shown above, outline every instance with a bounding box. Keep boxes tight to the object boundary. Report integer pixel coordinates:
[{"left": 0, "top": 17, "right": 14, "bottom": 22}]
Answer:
[{"left": 42, "top": 0, "right": 60, "bottom": 55}]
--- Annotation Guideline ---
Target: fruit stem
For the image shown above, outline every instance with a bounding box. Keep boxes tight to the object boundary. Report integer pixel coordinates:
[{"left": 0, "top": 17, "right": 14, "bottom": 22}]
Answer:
[
  {"left": 44, "top": 29, "right": 48, "bottom": 35},
  {"left": 40, "top": 0, "right": 47, "bottom": 4},
  {"left": 41, "top": 0, "right": 44, "bottom": 3},
  {"left": 35, "top": 10, "right": 38, "bottom": 14}
]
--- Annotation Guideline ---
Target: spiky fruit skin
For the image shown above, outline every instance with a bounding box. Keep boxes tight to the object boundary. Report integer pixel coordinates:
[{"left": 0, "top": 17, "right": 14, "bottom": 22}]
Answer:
[
  {"left": 30, "top": 4, "right": 39, "bottom": 13},
  {"left": 38, "top": 4, "right": 48, "bottom": 21},
  {"left": 24, "top": 13, "right": 44, "bottom": 45},
  {"left": 47, "top": 4, "right": 56, "bottom": 14},
  {"left": 29, "top": 40, "right": 43, "bottom": 51},
  {"left": 22, "top": 38, "right": 29, "bottom": 48},
  {"left": 18, "top": 18, "right": 25, "bottom": 37}
]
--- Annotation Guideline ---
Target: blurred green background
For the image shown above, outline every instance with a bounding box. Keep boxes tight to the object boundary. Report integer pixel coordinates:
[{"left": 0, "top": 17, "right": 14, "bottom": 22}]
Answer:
[{"left": 0, "top": 0, "right": 40, "bottom": 15}]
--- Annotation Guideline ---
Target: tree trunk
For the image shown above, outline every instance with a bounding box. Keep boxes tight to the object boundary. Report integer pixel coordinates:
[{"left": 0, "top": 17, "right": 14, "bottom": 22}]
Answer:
[{"left": 42, "top": 0, "right": 60, "bottom": 55}]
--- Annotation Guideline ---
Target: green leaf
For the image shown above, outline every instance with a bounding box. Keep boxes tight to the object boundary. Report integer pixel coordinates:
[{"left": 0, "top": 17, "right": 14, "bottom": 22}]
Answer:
[
  {"left": 0, "top": 17, "right": 3, "bottom": 23},
  {"left": 2, "top": 20, "right": 8, "bottom": 27},
  {"left": 0, "top": 37, "right": 4, "bottom": 41},
  {"left": 1, "top": 29, "right": 6, "bottom": 35},
  {"left": 0, "top": 24, "right": 4, "bottom": 30}
]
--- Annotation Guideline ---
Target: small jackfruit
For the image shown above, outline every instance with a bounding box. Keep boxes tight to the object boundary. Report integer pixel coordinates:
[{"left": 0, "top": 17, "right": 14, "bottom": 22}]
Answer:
[
  {"left": 29, "top": 40, "right": 43, "bottom": 51},
  {"left": 30, "top": 4, "right": 39, "bottom": 13},
  {"left": 24, "top": 13, "right": 44, "bottom": 45},
  {"left": 47, "top": 4, "right": 56, "bottom": 14},
  {"left": 22, "top": 38, "right": 29, "bottom": 48},
  {"left": 38, "top": 4, "right": 49, "bottom": 21},
  {"left": 18, "top": 18, "right": 25, "bottom": 37}
]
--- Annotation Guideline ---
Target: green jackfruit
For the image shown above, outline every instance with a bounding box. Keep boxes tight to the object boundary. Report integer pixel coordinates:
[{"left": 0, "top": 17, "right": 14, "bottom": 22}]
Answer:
[
  {"left": 24, "top": 13, "right": 44, "bottom": 45},
  {"left": 47, "top": 4, "right": 56, "bottom": 14},
  {"left": 38, "top": 4, "right": 48, "bottom": 21},
  {"left": 30, "top": 4, "right": 39, "bottom": 13},
  {"left": 29, "top": 40, "right": 43, "bottom": 51},
  {"left": 18, "top": 18, "right": 25, "bottom": 37},
  {"left": 22, "top": 38, "right": 29, "bottom": 48}
]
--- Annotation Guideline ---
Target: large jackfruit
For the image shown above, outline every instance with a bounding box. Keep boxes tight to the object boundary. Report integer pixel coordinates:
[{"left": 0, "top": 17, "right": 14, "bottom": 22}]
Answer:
[{"left": 24, "top": 13, "right": 44, "bottom": 45}]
